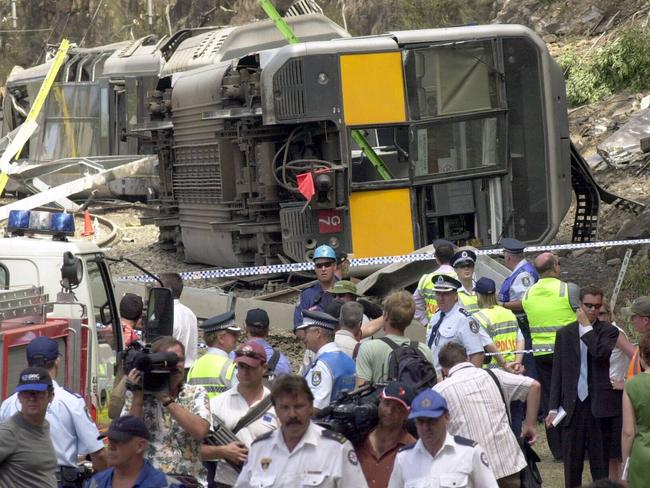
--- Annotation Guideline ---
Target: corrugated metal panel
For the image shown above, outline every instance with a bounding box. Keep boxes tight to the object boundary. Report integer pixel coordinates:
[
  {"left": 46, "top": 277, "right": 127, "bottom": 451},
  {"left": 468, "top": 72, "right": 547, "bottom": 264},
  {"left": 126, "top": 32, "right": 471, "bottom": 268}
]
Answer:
[{"left": 274, "top": 58, "right": 305, "bottom": 120}]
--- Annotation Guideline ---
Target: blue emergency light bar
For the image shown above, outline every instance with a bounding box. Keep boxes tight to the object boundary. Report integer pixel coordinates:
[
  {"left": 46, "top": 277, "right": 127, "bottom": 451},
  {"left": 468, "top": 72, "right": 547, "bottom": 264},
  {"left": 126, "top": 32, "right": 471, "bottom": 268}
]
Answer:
[{"left": 7, "top": 210, "right": 75, "bottom": 238}]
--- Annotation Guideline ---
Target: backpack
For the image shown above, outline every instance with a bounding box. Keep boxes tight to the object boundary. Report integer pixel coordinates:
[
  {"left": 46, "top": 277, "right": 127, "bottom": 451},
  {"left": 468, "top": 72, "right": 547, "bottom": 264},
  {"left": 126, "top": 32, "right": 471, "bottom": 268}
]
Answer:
[
  {"left": 262, "top": 349, "right": 281, "bottom": 388},
  {"left": 380, "top": 337, "right": 437, "bottom": 392}
]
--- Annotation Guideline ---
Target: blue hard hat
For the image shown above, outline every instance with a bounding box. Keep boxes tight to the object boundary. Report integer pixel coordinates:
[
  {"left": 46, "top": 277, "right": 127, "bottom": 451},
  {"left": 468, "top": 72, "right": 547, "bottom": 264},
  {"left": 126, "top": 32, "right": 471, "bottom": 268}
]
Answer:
[{"left": 313, "top": 245, "right": 336, "bottom": 261}]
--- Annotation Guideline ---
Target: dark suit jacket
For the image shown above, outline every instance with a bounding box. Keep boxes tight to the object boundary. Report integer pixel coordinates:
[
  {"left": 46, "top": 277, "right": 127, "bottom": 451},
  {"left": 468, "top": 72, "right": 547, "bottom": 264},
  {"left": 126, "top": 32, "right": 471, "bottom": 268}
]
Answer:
[{"left": 549, "top": 320, "right": 619, "bottom": 424}]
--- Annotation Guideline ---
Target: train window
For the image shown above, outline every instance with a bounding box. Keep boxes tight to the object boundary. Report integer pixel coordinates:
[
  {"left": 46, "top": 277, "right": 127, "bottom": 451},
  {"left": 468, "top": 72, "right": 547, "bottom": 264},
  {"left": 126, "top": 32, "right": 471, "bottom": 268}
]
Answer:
[{"left": 350, "top": 125, "right": 411, "bottom": 184}]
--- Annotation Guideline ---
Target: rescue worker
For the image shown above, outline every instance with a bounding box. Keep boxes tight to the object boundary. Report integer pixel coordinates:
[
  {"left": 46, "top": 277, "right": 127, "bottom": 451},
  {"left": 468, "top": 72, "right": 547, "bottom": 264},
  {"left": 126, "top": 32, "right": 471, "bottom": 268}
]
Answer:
[
  {"left": 0, "top": 336, "right": 107, "bottom": 486},
  {"left": 426, "top": 274, "right": 489, "bottom": 376},
  {"left": 498, "top": 238, "right": 539, "bottom": 376},
  {"left": 414, "top": 239, "right": 457, "bottom": 326},
  {"left": 451, "top": 249, "right": 479, "bottom": 313},
  {"left": 522, "top": 251, "right": 579, "bottom": 461},
  {"left": 387, "top": 389, "right": 498, "bottom": 488},
  {"left": 296, "top": 310, "right": 356, "bottom": 410},
  {"left": 293, "top": 244, "right": 338, "bottom": 329},
  {"left": 234, "top": 375, "right": 368, "bottom": 487},
  {"left": 187, "top": 311, "right": 240, "bottom": 399}
]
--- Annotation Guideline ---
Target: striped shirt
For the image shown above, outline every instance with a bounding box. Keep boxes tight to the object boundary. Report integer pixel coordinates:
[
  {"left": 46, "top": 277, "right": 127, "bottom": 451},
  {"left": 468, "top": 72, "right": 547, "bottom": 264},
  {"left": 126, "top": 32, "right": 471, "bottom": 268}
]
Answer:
[{"left": 434, "top": 362, "right": 531, "bottom": 479}]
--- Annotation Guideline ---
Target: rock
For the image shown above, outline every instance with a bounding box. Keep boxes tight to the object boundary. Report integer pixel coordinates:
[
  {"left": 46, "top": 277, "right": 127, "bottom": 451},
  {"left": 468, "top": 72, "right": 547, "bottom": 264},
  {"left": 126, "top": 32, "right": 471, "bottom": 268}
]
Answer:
[
  {"left": 543, "top": 34, "right": 558, "bottom": 44},
  {"left": 572, "top": 248, "right": 589, "bottom": 258},
  {"left": 580, "top": 5, "right": 604, "bottom": 25},
  {"left": 641, "top": 95, "right": 650, "bottom": 111},
  {"left": 606, "top": 258, "right": 622, "bottom": 266}
]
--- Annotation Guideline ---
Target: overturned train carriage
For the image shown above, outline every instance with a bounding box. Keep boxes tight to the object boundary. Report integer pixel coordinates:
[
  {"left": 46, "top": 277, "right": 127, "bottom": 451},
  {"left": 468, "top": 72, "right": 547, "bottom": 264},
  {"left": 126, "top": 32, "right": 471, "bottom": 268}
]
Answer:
[{"left": 150, "top": 22, "right": 572, "bottom": 267}]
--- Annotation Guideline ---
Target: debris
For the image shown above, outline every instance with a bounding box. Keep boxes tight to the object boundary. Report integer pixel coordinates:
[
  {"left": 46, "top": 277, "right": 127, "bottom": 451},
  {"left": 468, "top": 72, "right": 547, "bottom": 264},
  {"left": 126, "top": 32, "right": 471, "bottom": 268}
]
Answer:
[{"left": 597, "top": 109, "right": 650, "bottom": 167}]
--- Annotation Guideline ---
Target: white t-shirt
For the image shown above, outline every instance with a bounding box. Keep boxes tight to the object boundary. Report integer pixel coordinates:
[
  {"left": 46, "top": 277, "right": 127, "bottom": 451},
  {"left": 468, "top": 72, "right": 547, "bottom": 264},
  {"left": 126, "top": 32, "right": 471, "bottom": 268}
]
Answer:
[{"left": 173, "top": 299, "right": 198, "bottom": 368}]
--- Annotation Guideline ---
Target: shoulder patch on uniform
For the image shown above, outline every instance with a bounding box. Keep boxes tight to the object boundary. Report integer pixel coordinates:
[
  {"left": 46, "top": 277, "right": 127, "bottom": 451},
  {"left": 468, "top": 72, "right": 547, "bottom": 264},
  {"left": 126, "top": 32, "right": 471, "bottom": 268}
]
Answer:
[
  {"left": 398, "top": 442, "right": 416, "bottom": 452},
  {"left": 252, "top": 431, "right": 274, "bottom": 444},
  {"left": 480, "top": 451, "right": 490, "bottom": 467},
  {"left": 469, "top": 319, "right": 480, "bottom": 334},
  {"left": 454, "top": 435, "right": 478, "bottom": 447},
  {"left": 321, "top": 429, "right": 348, "bottom": 444},
  {"left": 522, "top": 276, "right": 531, "bottom": 287},
  {"left": 459, "top": 308, "right": 472, "bottom": 317}
]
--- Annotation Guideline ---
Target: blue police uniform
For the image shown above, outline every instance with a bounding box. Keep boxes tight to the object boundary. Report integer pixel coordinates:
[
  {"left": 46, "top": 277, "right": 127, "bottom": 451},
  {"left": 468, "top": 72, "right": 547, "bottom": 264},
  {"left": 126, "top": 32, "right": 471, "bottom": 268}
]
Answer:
[
  {"left": 498, "top": 260, "right": 539, "bottom": 312},
  {"left": 250, "top": 338, "right": 292, "bottom": 377},
  {"left": 293, "top": 283, "right": 337, "bottom": 329},
  {"left": 85, "top": 460, "right": 183, "bottom": 488}
]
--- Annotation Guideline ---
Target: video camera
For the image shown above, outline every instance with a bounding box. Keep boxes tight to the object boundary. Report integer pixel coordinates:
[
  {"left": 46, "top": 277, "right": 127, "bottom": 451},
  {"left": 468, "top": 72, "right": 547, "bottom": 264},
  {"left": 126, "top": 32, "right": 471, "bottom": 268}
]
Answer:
[
  {"left": 121, "top": 340, "right": 180, "bottom": 394},
  {"left": 314, "top": 383, "right": 385, "bottom": 445}
]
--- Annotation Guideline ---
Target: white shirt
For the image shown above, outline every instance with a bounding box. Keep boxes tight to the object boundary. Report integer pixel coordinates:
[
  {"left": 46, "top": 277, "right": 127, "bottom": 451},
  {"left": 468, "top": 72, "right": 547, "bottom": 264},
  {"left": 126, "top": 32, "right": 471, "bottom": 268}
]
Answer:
[
  {"left": 388, "top": 434, "right": 498, "bottom": 488},
  {"left": 433, "top": 363, "right": 530, "bottom": 479},
  {"left": 173, "top": 299, "right": 198, "bottom": 368},
  {"left": 335, "top": 330, "right": 358, "bottom": 358},
  {"left": 234, "top": 422, "right": 368, "bottom": 488},
  {"left": 508, "top": 259, "right": 535, "bottom": 302},
  {"left": 427, "top": 302, "right": 490, "bottom": 376},
  {"left": 0, "top": 380, "right": 104, "bottom": 467},
  {"left": 305, "top": 342, "right": 341, "bottom": 409},
  {"left": 209, "top": 386, "right": 278, "bottom": 485},
  {"left": 610, "top": 323, "right": 630, "bottom": 382}
]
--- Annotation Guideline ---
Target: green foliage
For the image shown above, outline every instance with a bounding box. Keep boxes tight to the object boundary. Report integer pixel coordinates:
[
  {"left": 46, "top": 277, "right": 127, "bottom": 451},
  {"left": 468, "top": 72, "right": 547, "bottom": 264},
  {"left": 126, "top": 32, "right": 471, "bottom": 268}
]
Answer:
[
  {"left": 394, "top": 0, "right": 493, "bottom": 30},
  {"left": 617, "top": 253, "right": 650, "bottom": 340},
  {"left": 560, "top": 27, "right": 650, "bottom": 107}
]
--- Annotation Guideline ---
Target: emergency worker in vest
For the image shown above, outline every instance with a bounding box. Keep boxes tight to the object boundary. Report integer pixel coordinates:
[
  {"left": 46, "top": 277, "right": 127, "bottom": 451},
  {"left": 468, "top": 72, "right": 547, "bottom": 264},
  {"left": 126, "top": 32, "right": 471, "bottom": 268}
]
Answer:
[
  {"left": 452, "top": 249, "right": 479, "bottom": 314},
  {"left": 293, "top": 244, "right": 338, "bottom": 329},
  {"left": 414, "top": 239, "right": 457, "bottom": 326},
  {"left": 498, "top": 238, "right": 539, "bottom": 376},
  {"left": 621, "top": 296, "right": 650, "bottom": 379},
  {"left": 296, "top": 310, "right": 356, "bottom": 410},
  {"left": 426, "top": 274, "right": 491, "bottom": 376},
  {"left": 187, "top": 311, "right": 240, "bottom": 399},
  {"left": 0, "top": 336, "right": 107, "bottom": 487},
  {"left": 522, "top": 252, "right": 579, "bottom": 460}
]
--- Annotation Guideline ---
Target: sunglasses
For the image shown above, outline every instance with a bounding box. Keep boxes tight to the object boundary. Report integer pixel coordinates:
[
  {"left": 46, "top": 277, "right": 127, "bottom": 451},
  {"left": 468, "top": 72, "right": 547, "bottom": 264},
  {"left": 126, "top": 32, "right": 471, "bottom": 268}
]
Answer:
[
  {"left": 455, "top": 263, "right": 474, "bottom": 269},
  {"left": 314, "top": 262, "right": 334, "bottom": 269},
  {"left": 582, "top": 303, "right": 602, "bottom": 310}
]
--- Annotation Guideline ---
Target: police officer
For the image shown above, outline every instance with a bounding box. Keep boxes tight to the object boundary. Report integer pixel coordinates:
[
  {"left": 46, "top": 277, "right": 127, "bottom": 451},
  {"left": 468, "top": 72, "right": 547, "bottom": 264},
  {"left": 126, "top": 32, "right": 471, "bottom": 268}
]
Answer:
[
  {"left": 414, "top": 239, "right": 457, "bottom": 327},
  {"left": 234, "top": 375, "right": 368, "bottom": 488},
  {"left": 426, "top": 274, "right": 490, "bottom": 376},
  {"left": 296, "top": 310, "right": 355, "bottom": 410},
  {"left": 293, "top": 245, "right": 338, "bottom": 330},
  {"left": 187, "top": 311, "right": 240, "bottom": 399},
  {"left": 388, "top": 389, "right": 498, "bottom": 488},
  {"left": 498, "top": 238, "right": 539, "bottom": 376},
  {"left": 522, "top": 251, "right": 579, "bottom": 461},
  {"left": 0, "top": 337, "right": 107, "bottom": 487},
  {"left": 451, "top": 249, "right": 479, "bottom": 314}
]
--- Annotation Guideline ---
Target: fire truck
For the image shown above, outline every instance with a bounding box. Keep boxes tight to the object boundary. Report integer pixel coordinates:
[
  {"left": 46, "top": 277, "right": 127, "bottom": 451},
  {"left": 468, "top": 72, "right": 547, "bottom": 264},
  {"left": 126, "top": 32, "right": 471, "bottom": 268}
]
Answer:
[{"left": 0, "top": 209, "right": 171, "bottom": 427}]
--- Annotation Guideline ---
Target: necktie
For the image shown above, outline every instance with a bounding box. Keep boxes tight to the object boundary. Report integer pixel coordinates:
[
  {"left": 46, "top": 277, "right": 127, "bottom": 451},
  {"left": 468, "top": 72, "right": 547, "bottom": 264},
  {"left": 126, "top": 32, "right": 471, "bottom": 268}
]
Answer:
[
  {"left": 427, "top": 312, "right": 446, "bottom": 348},
  {"left": 577, "top": 339, "right": 588, "bottom": 401}
]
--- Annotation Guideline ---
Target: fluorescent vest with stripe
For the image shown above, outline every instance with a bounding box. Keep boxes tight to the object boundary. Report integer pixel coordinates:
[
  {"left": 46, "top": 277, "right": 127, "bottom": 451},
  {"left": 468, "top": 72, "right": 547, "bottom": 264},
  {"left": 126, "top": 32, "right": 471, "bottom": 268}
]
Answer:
[
  {"left": 522, "top": 278, "right": 576, "bottom": 356},
  {"left": 315, "top": 351, "right": 356, "bottom": 402},
  {"left": 186, "top": 352, "right": 236, "bottom": 399},
  {"left": 473, "top": 306, "right": 519, "bottom": 364},
  {"left": 627, "top": 348, "right": 643, "bottom": 380},
  {"left": 418, "top": 270, "right": 459, "bottom": 323},
  {"left": 458, "top": 290, "right": 479, "bottom": 314}
]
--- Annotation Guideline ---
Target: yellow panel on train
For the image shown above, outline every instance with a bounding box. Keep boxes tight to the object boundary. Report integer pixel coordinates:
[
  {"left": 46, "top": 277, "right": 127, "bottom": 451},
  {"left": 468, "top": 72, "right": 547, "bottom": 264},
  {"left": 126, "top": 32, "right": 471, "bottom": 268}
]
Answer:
[
  {"left": 340, "top": 52, "right": 406, "bottom": 126},
  {"left": 349, "top": 188, "right": 414, "bottom": 258}
]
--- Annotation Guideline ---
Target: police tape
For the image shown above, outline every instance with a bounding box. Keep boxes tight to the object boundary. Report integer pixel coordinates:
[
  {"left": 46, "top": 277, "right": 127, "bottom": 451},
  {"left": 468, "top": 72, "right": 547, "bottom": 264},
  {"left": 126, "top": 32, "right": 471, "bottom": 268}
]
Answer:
[
  {"left": 483, "top": 348, "right": 554, "bottom": 356},
  {"left": 119, "top": 236, "right": 650, "bottom": 282}
]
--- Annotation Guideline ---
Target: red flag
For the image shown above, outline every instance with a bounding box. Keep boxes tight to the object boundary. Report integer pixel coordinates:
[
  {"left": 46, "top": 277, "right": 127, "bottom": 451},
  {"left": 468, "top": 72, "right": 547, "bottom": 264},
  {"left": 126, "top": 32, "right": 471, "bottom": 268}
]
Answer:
[{"left": 297, "top": 172, "right": 315, "bottom": 201}]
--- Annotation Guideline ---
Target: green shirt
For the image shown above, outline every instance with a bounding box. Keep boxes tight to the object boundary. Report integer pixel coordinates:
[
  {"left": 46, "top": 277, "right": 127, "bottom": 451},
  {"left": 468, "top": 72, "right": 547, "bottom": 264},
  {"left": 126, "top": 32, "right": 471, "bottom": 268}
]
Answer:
[{"left": 355, "top": 334, "right": 434, "bottom": 383}]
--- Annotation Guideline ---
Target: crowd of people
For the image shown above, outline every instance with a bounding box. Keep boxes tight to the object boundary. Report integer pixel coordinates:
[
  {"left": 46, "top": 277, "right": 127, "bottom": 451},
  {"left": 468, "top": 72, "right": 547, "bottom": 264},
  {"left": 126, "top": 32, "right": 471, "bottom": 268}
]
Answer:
[{"left": 0, "top": 240, "right": 649, "bottom": 488}]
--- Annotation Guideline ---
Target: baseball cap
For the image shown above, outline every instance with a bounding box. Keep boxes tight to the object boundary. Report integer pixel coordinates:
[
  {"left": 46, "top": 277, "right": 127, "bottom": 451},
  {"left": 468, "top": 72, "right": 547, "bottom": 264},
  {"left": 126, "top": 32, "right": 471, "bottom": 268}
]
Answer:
[
  {"left": 408, "top": 389, "right": 448, "bottom": 420},
  {"left": 99, "top": 415, "right": 150, "bottom": 442},
  {"left": 474, "top": 277, "right": 496, "bottom": 295},
  {"left": 381, "top": 381, "right": 416, "bottom": 410},
  {"left": 234, "top": 341, "right": 267, "bottom": 367},
  {"left": 16, "top": 367, "right": 53, "bottom": 392},
  {"left": 313, "top": 245, "right": 336, "bottom": 261},
  {"left": 331, "top": 280, "right": 362, "bottom": 296},
  {"left": 120, "top": 293, "right": 143, "bottom": 321},
  {"left": 245, "top": 308, "right": 270, "bottom": 328},
  {"left": 26, "top": 336, "right": 60, "bottom": 365},
  {"left": 430, "top": 274, "right": 462, "bottom": 292},
  {"left": 622, "top": 296, "right": 650, "bottom": 317}
]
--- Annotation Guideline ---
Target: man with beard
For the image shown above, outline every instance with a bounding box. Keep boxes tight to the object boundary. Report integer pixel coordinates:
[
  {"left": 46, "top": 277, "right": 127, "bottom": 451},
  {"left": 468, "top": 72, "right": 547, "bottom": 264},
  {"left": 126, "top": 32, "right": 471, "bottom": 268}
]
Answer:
[
  {"left": 357, "top": 382, "right": 416, "bottom": 488},
  {"left": 234, "top": 375, "right": 368, "bottom": 487}
]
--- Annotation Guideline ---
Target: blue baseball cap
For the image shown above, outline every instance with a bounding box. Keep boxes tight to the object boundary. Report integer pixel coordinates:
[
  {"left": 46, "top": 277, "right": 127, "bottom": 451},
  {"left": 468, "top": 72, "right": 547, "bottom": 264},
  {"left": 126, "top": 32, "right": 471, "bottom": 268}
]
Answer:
[
  {"left": 99, "top": 415, "right": 151, "bottom": 441},
  {"left": 16, "top": 367, "right": 53, "bottom": 392},
  {"left": 313, "top": 245, "right": 336, "bottom": 261},
  {"left": 474, "top": 277, "right": 496, "bottom": 295},
  {"left": 26, "top": 337, "right": 61, "bottom": 365},
  {"left": 408, "top": 389, "right": 448, "bottom": 420}
]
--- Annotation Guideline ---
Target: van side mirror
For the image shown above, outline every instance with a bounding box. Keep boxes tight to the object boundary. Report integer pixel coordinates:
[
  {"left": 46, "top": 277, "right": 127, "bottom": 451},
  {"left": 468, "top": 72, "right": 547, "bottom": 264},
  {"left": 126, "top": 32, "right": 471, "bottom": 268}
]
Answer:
[
  {"left": 145, "top": 287, "right": 174, "bottom": 343},
  {"left": 60, "top": 251, "right": 83, "bottom": 291}
]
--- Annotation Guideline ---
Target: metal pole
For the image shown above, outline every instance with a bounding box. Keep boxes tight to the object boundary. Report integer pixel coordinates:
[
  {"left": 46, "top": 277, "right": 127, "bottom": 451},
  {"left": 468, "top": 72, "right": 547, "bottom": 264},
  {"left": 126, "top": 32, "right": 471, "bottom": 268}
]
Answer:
[
  {"left": 147, "top": 0, "right": 153, "bottom": 25},
  {"left": 11, "top": 0, "right": 17, "bottom": 29},
  {"left": 610, "top": 248, "right": 632, "bottom": 312}
]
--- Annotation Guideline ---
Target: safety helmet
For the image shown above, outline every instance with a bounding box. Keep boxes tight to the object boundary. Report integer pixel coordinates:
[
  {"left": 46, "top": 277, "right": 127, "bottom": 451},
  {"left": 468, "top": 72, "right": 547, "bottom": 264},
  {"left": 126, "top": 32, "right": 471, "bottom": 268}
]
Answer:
[{"left": 313, "top": 245, "right": 336, "bottom": 260}]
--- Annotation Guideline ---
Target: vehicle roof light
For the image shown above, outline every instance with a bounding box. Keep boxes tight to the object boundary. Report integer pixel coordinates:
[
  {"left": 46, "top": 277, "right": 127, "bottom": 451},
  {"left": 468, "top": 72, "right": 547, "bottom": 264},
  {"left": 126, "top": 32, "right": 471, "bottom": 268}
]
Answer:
[{"left": 7, "top": 210, "right": 75, "bottom": 240}]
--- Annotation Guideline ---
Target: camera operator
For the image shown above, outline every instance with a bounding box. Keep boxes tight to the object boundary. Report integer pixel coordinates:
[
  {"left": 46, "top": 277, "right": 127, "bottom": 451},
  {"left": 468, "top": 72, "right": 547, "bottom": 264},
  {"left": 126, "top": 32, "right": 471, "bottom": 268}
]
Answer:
[
  {"left": 234, "top": 375, "right": 368, "bottom": 488},
  {"left": 202, "top": 341, "right": 278, "bottom": 487},
  {"left": 357, "top": 382, "right": 416, "bottom": 488},
  {"left": 124, "top": 336, "right": 211, "bottom": 487}
]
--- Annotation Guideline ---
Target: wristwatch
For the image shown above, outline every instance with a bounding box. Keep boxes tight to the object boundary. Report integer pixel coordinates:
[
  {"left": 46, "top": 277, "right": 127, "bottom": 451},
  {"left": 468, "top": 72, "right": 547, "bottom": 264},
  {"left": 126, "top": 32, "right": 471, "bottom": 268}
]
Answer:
[{"left": 162, "top": 397, "right": 175, "bottom": 408}]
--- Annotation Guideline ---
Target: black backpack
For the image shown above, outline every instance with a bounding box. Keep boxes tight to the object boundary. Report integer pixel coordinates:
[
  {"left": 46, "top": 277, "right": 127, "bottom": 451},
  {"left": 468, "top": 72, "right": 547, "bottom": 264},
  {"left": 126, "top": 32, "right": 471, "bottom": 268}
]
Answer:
[
  {"left": 262, "top": 349, "right": 281, "bottom": 388},
  {"left": 380, "top": 337, "right": 437, "bottom": 392}
]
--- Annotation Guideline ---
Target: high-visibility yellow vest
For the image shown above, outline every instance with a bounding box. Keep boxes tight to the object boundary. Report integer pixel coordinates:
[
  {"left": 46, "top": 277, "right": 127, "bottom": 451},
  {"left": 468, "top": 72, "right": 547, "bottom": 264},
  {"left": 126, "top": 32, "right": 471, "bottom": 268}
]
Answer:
[
  {"left": 458, "top": 290, "right": 479, "bottom": 314},
  {"left": 417, "top": 270, "right": 458, "bottom": 323},
  {"left": 473, "top": 305, "right": 519, "bottom": 364},
  {"left": 522, "top": 278, "right": 576, "bottom": 356},
  {"left": 186, "top": 352, "right": 237, "bottom": 399}
]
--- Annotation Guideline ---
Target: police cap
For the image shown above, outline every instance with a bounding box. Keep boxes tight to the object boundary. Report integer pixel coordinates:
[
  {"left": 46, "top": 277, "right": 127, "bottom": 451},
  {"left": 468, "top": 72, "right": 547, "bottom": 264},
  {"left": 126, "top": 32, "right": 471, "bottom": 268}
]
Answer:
[
  {"left": 451, "top": 250, "right": 477, "bottom": 268},
  {"left": 296, "top": 310, "right": 338, "bottom": 331},
  {"left": 430, "top": 274, "right": 462, "bottom": 292},
  {"left": 200, "top": 310, "right": 242, "bottom": 334},
  {"left": 501, "top": 238, "right": 526, "bottom": 254}
]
